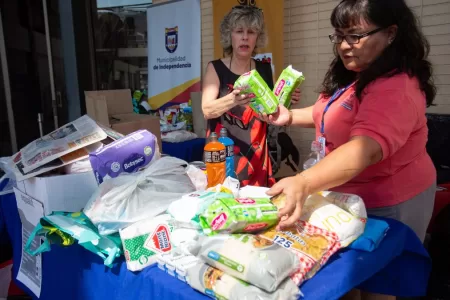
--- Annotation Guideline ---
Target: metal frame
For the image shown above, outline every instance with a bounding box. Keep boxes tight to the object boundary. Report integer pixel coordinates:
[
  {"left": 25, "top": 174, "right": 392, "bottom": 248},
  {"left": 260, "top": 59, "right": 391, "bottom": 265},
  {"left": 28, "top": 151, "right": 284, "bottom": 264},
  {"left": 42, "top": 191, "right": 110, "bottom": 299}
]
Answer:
[{"left": 0, "top": 8, "right": 18, "bottom": 153}]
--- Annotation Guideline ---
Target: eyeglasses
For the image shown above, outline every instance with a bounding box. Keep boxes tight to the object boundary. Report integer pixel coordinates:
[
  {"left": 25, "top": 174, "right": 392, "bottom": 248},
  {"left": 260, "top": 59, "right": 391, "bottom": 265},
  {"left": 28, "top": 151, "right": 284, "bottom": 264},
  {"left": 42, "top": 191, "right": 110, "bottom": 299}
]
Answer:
[{"left": 329, "top": 28, "right": 384, "bottom": 44}]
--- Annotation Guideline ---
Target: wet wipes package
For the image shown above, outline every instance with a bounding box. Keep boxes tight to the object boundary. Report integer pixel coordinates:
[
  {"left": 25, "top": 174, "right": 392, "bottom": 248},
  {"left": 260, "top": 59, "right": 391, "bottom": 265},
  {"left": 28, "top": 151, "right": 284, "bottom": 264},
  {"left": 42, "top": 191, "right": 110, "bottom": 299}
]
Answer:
[
  {"left": 198, "top": 195, "right": 279, "bottom": 235},
  {"left": 273, "top": 65, "right": 305, "bottom": 108},
  {"left": 89, "top": 129, "right": 160, "bottom": 184},
  {"left": 233, "top": 70, "right": 279, "bottom": 115}
]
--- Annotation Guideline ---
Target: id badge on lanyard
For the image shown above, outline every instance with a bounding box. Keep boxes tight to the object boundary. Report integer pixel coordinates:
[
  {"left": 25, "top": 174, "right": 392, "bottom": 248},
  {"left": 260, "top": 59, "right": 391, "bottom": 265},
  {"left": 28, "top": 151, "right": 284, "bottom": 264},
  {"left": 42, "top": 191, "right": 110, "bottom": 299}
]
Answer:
[{"left": 304, "top": 83, "right": 353, "bottom": 170}]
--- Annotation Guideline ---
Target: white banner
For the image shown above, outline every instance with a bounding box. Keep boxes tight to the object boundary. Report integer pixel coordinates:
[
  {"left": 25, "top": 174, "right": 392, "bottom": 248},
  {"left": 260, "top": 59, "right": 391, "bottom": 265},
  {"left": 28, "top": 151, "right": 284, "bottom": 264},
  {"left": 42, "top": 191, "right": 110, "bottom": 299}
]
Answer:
[{"left": 147, "top": 0, "right": 201, "bottom": 110}]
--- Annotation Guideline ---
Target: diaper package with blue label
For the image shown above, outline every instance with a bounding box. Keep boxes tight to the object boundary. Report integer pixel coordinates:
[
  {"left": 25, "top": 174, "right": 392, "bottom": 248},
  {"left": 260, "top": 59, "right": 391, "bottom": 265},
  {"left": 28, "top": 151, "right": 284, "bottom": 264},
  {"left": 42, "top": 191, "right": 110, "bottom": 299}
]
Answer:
[{"left": 89, "top": 129, "right": 160, "bottom": 184}]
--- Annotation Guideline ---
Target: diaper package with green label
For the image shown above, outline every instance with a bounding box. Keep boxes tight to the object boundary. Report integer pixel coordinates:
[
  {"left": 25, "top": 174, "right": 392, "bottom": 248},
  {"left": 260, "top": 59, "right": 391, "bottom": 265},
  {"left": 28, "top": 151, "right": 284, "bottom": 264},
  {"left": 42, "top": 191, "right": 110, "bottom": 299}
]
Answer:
[
  {"left": 198, "top": 195, "right": 279, "bottom": 235},
  {"left": 186, "top": 262, "right": 301, "bottom": 300},
  {"left": 233, "top": 70, "right": 279, "bottom": 114},
  {"left": 273, "top": 65, "right": 305, "bottom": 108},
  {"left": 25, "top": 211, "right": 122, "bottom": 268},
  {"left": 119, "top": 214, "right": 200, "bottom": 272},
  {"left": 191, "top": 234, "right": 300, "bottom": 293}
]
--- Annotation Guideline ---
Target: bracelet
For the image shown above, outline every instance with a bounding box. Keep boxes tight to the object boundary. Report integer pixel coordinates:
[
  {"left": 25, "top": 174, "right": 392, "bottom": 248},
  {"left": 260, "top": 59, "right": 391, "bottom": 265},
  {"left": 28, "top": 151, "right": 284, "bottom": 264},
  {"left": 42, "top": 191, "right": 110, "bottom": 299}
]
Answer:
[{"left": 286, "top": 110, "right": 294, "bottom": 127}]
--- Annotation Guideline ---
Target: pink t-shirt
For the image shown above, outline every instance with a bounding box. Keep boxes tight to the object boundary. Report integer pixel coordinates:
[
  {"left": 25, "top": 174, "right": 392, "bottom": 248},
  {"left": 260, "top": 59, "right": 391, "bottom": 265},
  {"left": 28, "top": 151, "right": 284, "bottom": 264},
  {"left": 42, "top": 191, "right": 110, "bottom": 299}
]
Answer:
[{"left": 312, "top": 73, "right": 436, "bottom": 208}]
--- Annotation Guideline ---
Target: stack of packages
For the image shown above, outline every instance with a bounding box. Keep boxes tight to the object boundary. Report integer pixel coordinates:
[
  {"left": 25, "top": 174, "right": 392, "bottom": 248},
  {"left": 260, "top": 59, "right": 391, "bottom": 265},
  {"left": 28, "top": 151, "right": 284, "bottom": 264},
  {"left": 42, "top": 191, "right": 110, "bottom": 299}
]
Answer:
[{"left": 145, "top": 179, "right": 368, "bottom": 300}]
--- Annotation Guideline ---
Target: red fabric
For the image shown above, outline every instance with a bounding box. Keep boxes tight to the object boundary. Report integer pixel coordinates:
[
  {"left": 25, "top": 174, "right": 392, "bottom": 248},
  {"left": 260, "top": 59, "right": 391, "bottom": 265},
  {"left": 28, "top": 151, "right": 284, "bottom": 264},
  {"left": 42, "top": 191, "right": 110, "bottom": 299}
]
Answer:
[{"left": 427, "top": 183, "right": 450, "bottom": 233}]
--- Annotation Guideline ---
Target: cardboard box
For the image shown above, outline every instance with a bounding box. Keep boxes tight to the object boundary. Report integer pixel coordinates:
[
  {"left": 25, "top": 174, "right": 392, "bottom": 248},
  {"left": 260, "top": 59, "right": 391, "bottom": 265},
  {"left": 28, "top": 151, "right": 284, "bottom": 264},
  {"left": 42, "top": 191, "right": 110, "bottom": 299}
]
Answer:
[
  {"left": 84, "top": 89, "right": 162, "bottom": 149},
  {"left": 16, "top": 172, "right": 98, "bottom": 215}
]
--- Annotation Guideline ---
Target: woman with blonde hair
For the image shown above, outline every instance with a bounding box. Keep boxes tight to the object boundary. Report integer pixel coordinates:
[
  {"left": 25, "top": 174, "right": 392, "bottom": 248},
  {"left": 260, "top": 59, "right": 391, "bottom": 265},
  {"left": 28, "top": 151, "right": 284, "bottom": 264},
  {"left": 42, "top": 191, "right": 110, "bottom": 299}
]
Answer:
[{"left": 202, "top": 5, "right": 300, "bottom": 187}]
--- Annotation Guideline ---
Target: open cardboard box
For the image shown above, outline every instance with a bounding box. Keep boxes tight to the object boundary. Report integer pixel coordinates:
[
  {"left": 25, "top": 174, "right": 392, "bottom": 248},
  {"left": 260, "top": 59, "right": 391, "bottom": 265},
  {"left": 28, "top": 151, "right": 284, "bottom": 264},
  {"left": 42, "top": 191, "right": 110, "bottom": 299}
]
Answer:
[{"left": 85, "top": 89, "right": 162, "bottom": 149}]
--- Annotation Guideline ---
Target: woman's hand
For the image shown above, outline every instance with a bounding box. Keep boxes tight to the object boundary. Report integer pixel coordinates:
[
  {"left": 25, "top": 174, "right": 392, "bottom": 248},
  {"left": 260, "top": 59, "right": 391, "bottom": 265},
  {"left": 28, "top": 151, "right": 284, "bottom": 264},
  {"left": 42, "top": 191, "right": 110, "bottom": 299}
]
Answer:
[
  {"left": 260, "top": 104, "right": 291, "bottom": 126},
  {"left": 291, "top": 88, "right": 301, "bottom": 105},
  {"left": 230, "top": 89, "right": 251, "bottom": 107},
  {"left": 266, "top": 174, "right": 310, "bottom": 230}
]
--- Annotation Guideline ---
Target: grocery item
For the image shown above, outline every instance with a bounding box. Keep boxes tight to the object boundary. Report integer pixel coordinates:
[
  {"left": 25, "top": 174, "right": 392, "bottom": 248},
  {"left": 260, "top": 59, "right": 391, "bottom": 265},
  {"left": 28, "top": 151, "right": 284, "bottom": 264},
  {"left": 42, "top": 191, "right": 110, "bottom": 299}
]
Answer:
[
  {"left": 257, "top": 206, "right": 341, "bottom": 285},
  {"left": 272, "top": 193, "right": 366, "bottom": 247},
  {"left": 186, "top": 262, "right": 301, "bottom": 300},
  {"left": 273, "top": 65, "right": 305, "bottom": 108},
  {"left": 89, "top": 129, "right": 160, "bottom": 184},
  {"left": 167, "top": 191, "right": 218, "bottom": 229},
  {"left": 219, "top": 128, "right": 236, "bottom": 179},
  {"left": 320, "top": 191, "right": 368, "bottom": 219},
  {"left": 199, "top": 194, "right": 279, "bottom": 235},
  {"left": 204, "top": 132, "right": 226, "bottom": 188},
  {"left": 192, "top": 234, "right": 300, "bottom": 293},
  {"left": 120, "top": 214, "right": 200, "bottom": 272},
  {"left": 233, "top": 70, "right": 279, "bottom": 115}
]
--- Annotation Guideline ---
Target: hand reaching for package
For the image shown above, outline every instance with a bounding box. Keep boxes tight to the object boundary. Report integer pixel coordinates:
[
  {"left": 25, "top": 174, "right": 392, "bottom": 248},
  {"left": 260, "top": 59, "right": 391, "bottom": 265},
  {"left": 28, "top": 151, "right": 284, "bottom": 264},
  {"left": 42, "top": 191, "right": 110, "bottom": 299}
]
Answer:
[{"left": 266, "top": 173, "right": 311, "bottom": 229}]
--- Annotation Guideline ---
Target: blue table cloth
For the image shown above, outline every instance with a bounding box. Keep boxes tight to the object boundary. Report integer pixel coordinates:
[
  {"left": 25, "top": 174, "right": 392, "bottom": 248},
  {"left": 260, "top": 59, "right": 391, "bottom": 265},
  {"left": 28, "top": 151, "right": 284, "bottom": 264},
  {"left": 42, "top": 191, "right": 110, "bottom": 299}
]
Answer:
[
  {"left": 162, "top": 138, "right": 205, "bottom": 162},
  {"left": 0, "top": 189, "right": 431, "bottom": 300}
]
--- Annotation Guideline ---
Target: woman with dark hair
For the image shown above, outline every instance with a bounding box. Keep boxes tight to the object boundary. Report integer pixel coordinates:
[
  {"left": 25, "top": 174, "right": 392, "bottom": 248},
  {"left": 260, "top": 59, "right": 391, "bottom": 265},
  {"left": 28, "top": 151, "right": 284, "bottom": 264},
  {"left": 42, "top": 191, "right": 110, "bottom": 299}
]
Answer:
[{"left": 264, "top": 0, "right": 436, "bottom": 254}]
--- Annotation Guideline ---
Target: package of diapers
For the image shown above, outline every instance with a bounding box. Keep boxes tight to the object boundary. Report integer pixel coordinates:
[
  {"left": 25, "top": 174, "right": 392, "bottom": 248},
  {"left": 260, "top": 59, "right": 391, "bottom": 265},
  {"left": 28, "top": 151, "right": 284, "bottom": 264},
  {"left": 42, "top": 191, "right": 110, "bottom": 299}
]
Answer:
[
  {"left": 119, "top": 214, "right": 200, "bottom": 272},
  {"left": 186, "top": 262, "right": 301, "bottom": 300},
  {"left": 191, "top": 234, "right": 299, "bottom": 293},
  {"left": 89, "top": 129, "right": 160, "bottom": 184},
  {"left": 273, "top": 65, "right": 305, "bottom": 108},
  {"left": 234, "top": 70, "right": 279, "bottom": 115}
]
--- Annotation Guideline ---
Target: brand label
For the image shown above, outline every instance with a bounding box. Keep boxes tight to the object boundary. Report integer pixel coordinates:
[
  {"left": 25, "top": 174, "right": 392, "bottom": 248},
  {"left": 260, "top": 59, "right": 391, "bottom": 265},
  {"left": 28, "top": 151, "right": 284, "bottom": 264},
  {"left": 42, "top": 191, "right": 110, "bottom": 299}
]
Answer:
[
  {"left": 274, "top": 79, "right": 286, "bottom": 96},
  {"left": 144, "top": 224, "right": 172, "bottom": 253},
  {"left": 123, "top": 154, "right": 145, "bottom": 172},
  {"left": 225, "top": 145, "right": 234, "bottom": 157},
  {"left": 244, "top": 223, "right": 268, "bottom": 232},
  {"left": 211, "top": 213, "right": 227, "bottom": 230},
  {"left": 236, "top": 198, "right": 255, "bottom": 205},
  {"left": 110, "top": 162, "right": 121, "bottom": 173},
  {"left": 204, "top": 150, "right": 226, "bottom": 163}
]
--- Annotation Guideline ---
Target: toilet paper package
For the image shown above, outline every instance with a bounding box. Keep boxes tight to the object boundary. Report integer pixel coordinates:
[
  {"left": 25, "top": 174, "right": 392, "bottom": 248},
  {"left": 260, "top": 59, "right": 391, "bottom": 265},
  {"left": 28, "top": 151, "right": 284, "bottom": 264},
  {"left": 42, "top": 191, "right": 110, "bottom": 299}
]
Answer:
[{"left": 89, "top": 129, "right": 160, "bottom": 184}]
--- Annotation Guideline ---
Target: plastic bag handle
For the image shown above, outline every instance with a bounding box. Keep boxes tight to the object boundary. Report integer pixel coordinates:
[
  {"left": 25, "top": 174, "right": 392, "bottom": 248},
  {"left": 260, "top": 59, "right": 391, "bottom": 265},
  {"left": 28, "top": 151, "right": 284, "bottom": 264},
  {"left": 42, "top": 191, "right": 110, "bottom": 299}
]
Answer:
[{"left": 25, "top": 223, "right": 52, "bottom": 256}]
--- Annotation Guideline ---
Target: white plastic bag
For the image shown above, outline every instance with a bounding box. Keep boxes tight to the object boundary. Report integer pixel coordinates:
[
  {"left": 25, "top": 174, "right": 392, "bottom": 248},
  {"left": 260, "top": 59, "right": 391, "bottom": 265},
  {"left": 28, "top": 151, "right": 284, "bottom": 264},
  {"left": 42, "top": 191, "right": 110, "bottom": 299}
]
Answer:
[
  {"left": 161, "top": 130, "right": 198, "bottom": 143},
  {"left": 185, "top": 164, "right": 207, "bottom": 191},
  {"left": 83, "top": 157, "right": 196, "bottom": 235}
]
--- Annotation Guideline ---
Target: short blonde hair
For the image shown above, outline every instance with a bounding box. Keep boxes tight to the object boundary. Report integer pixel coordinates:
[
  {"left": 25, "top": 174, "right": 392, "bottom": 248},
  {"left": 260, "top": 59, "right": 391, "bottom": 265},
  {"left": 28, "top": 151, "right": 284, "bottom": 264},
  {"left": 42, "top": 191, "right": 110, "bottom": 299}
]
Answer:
[{"left": 220, "top": 6, "right": 267, "bottom": 57}]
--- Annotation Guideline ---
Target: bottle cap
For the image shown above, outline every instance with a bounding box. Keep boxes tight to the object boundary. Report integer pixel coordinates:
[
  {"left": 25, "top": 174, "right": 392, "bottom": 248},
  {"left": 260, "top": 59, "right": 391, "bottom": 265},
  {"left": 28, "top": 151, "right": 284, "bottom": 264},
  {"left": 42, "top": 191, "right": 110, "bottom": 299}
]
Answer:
[
  {"left": 209, "top": 132, "right": 218, "bottom": 142},
  {"left": 219, "top": 128, "right": 228, "bottom": 137}
]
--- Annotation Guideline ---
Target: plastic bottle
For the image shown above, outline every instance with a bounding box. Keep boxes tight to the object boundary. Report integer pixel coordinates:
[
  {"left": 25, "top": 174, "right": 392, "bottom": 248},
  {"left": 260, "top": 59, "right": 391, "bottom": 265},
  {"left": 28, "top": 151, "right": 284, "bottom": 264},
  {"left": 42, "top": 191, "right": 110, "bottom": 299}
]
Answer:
[
  {"left": 218, "top": 128, "right": 236, "bottom": 179},
  {"left": 204, "top": 132, "right": 226, "bottom": 187}
]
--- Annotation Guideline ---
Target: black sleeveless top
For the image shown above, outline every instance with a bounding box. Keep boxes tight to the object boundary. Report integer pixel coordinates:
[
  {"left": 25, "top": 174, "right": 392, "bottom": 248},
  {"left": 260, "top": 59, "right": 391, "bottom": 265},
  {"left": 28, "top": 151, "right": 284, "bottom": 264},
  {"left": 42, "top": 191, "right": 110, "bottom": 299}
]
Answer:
[{"left": 207, "top": 59, "right": 275, "bottom": 187}]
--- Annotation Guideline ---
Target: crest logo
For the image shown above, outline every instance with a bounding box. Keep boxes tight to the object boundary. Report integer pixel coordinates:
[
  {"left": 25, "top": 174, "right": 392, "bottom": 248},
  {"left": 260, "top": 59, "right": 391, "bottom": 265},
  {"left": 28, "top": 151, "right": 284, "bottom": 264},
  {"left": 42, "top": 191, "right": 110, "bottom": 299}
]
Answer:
[{"left": 165, "top": 26, "right": 178, "bottom": 53}]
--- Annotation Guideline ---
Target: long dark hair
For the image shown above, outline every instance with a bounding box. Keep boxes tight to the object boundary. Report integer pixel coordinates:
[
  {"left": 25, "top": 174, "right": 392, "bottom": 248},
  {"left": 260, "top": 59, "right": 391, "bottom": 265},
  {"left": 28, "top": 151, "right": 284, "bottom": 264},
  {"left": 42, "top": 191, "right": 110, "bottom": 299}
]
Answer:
[{"left": 320, "top": 0, "right": 436, "bottom": 106}]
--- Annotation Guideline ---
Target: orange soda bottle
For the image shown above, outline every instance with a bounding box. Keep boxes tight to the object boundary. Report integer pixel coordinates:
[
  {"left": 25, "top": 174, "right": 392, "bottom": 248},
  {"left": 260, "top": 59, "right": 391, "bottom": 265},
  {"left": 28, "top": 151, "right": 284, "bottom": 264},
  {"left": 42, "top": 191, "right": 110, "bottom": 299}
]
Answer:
[{"left": 204, "top": 132, "right": 226, "bottom": 188}]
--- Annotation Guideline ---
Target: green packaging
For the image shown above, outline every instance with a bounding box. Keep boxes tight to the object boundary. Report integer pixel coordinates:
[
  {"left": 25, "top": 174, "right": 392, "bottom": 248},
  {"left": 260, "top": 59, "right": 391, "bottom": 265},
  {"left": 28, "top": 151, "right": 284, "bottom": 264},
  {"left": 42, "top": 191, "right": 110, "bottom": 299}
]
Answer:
[
  {"left": 233, "top": 70, "right": 279, "bottom": 114},
  {"left": 199, "top": 195, "right": 279, "bottom": 235},
  {"left": 273, "top": 65, "right": 305, "bottom": 108}
]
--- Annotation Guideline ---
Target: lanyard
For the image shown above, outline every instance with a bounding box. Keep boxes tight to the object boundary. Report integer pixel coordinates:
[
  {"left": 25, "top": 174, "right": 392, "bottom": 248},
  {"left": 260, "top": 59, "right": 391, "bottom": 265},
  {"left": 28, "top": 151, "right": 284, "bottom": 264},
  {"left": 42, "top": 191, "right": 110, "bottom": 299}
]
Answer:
[{"left": 320, "top": 83, "right": 354, "bottom": 135}]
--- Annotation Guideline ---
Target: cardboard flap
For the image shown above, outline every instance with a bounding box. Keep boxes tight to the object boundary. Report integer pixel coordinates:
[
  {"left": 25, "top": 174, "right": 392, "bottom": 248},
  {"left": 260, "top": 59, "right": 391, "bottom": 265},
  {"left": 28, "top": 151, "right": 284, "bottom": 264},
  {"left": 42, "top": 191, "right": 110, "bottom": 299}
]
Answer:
[
  {"left": 85, "top": 94, "right": 110, "bottom": 127},
  {"left": 85, "top": 89, "right": 133, "bottom": 116}
]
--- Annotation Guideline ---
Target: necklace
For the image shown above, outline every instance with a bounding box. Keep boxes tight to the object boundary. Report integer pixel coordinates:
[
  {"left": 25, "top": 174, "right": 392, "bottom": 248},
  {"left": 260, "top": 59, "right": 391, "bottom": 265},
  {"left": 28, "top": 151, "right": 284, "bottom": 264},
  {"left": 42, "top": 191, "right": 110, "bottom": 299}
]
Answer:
[{"left": 229, "top": 54, "right": 252, "bottom": 74}]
